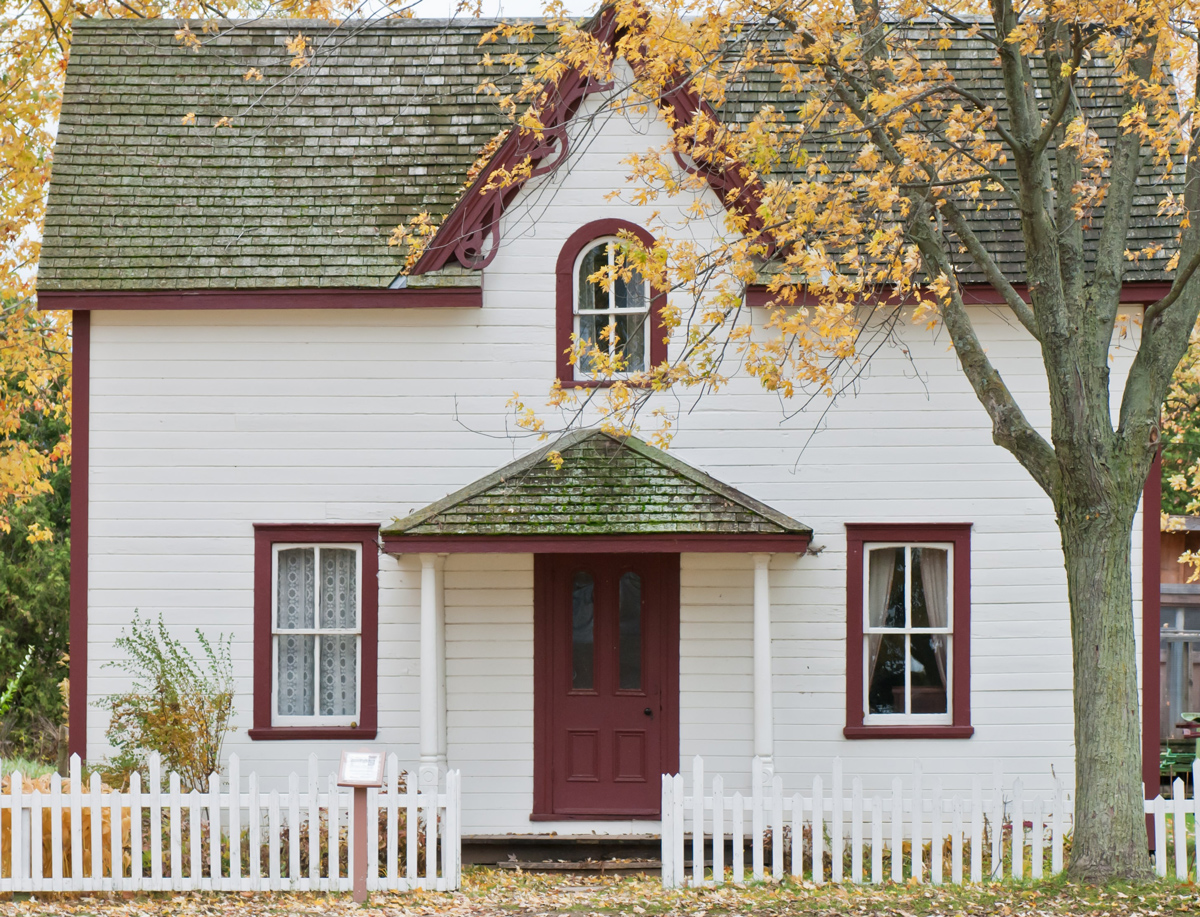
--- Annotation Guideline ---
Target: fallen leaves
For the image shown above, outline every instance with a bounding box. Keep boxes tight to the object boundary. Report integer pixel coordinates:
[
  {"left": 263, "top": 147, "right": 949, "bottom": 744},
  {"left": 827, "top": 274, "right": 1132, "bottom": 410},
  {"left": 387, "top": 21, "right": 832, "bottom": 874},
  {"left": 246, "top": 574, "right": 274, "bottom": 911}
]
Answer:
[{"left": 1, "top": 869, "right": 1200, "bottom": 917}]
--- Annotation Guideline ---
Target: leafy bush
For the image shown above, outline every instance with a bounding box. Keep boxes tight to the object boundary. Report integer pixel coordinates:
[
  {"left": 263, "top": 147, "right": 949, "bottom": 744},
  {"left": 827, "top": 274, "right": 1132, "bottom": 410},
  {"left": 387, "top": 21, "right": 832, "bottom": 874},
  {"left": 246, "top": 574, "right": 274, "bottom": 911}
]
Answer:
[{"left": 102, "top": 613, "right": 234, "bottom": 792}]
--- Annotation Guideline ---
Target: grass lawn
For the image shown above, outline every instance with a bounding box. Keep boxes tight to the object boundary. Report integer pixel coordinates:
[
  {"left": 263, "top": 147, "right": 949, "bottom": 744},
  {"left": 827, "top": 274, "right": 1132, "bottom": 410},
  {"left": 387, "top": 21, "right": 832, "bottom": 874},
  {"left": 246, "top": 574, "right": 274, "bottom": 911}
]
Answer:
[{"left": 3, "top": 868, "right": 1200, "bottom": 915}]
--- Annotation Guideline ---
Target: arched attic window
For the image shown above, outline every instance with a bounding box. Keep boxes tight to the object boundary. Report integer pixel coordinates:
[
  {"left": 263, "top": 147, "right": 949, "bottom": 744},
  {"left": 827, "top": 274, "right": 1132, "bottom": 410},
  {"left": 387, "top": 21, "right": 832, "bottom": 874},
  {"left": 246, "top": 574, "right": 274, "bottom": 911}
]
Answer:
[{"left": 555, "top": 219, "right": 668, "bottom": 386}]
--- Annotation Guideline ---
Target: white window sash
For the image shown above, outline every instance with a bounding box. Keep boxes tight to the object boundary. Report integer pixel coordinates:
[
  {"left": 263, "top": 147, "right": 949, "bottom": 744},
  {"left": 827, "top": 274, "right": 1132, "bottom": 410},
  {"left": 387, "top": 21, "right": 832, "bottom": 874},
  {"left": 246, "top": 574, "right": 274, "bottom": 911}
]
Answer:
[
  {"left": 573, "top": 236, "right": 652, "bottom": 372},
  {"left": 861, "top": 541, "right": 954, "bottom": 726},
  {"left": 271, "top": 542, "right": 363, "bottom": 727}
]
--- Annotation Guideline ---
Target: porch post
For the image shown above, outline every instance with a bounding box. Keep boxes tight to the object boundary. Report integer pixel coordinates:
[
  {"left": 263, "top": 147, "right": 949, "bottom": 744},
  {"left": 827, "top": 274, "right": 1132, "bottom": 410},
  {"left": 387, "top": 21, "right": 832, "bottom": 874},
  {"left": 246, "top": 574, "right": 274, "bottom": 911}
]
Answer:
[
  {"left": 752, "top": 553, "right": 774, "bottom": 774},
  {"left": 419, "top": 553, "right": 446, "bottom": 789}
]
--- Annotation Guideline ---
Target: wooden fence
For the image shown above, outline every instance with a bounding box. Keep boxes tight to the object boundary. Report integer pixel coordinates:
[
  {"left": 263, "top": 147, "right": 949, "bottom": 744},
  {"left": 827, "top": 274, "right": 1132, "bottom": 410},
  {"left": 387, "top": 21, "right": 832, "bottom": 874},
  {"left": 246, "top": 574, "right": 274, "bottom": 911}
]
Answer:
[
  {"left": 1146, "top": 772, "right": 1200, "bottom": 880},
  {"left": 661, "top": 756, "right": 1071, "bottom": 887},
  {"left": 0, "top": 753, "right": 461, "bottom": 893}
]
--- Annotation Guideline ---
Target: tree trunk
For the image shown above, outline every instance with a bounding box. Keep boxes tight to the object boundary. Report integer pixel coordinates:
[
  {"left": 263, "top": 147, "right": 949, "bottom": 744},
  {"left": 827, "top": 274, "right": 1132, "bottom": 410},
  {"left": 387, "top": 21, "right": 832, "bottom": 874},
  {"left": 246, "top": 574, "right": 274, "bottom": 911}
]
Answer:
[{"left": 1060, "top": 494, "right": 1153, "bottom": 880}]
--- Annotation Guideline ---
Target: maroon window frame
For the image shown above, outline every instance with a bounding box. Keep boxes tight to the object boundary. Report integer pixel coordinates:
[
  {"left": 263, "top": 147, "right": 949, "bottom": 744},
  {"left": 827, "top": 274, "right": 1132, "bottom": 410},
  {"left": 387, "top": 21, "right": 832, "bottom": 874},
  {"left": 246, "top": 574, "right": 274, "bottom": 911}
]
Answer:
[
  {"left": 555, "top": 219, "right": 668, "bottom": 387},
  {"left": 249, "top": 523, "right": 379, "bottom": 741},
  {"left": 844, "top": 523, "right": 973, "bottom": 739}
]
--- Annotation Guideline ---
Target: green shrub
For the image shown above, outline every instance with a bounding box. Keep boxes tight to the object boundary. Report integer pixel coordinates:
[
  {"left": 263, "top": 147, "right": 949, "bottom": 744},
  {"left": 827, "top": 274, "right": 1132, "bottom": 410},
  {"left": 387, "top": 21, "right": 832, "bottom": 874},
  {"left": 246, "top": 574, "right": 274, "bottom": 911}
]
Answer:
[{"left": 102, "top": 612, "right": 234, "bottom": 792}]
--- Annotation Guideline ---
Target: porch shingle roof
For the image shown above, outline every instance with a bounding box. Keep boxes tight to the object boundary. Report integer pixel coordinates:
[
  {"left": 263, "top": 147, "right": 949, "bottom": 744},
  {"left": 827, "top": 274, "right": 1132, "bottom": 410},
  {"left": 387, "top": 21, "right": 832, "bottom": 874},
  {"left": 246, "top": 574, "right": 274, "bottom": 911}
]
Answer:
[{"left": 381, "top": 429, "right": 811, "bottom": 539}]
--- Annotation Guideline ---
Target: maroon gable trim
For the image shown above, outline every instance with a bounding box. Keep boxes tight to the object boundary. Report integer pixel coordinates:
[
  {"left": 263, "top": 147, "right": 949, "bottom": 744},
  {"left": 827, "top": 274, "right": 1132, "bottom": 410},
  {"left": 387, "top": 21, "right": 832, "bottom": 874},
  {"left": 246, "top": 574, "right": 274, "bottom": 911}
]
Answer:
[
  {"left": 844, "top": 522, "right": 973, "bottom": 740},
  {"left": 555, "top": 219, "right": 669, "bottom": 386},
  {"left": 69, "top": 311, "right": 90, "bottom": 760},
  {"left": 746, "top": 281, "right": 1174, "bottom": 309},
  {"left": 249, "top": 523, "right": 380, "bottom": 741},
  {"left": 383, "top": 532, "right": 811, "bottom": 554},
  {"left": 39, "top": 287, "right": 481, "bottom": 312}
]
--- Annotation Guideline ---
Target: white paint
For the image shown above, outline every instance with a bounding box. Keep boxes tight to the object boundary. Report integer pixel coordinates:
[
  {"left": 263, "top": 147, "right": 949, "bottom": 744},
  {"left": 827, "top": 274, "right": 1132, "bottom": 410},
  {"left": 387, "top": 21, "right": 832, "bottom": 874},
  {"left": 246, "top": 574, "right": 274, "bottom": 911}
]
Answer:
[
  {"left": 79, "top": 63, "right": 1148, "bottom": 836},
  {"left": 418, "top": 553, "right": 446, "bottom": 785}
]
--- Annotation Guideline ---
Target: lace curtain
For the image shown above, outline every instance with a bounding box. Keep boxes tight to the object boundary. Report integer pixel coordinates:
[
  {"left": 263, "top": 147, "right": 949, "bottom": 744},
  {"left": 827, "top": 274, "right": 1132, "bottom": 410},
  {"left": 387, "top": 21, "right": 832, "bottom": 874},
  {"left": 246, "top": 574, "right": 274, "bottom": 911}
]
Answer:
[
  {"left": 277, "top": 548, "right": 315, "bottom": 717},
  {"left": 866, "top": 547, "right": 897, "bottom": 685},
  {"left": 276, "top": 546, "right": 358, "bottom": 719}
]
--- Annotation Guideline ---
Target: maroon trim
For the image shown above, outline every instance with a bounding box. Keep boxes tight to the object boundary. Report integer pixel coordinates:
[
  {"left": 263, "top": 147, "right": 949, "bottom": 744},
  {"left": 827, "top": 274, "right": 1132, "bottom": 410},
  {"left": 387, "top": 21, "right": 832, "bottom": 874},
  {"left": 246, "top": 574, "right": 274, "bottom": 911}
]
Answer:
[
  {"left": 411, "top": 9, "right": 620, "bottom": 275},
  {"left": 844, "top": 523, "right": 973, "bottom": 739},
  {"left": 69, "top": 311, "right": 90, "bottom": 760},
  {"left": 746, "top": 281, "right": 1174, "bottom": 309},
  {"left": 383, "top": 533, "right": 810, "bottom": 554},
  {"left": 38, "top": 287, "right": 481, "bottom": 312},
  {"left": 252, "top": 523, "right": 380, "bottom": 740},
  {"left": 555, "top": 220, "right": 670, "bottom": 385},
  {"left": 1143, "top": 450, "right": 1163, "bottom": 835},
  {"left": 532, "top": 553, "right": 680, "bottom": 819}
]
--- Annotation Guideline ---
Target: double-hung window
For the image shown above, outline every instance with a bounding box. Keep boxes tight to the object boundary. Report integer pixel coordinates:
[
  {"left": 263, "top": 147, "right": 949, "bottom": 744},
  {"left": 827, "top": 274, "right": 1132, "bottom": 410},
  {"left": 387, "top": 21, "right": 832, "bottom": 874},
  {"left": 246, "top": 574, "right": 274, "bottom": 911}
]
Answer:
[
  {"left": 274, "top": 544, "right": 361, "bottom": 725},
  {"left": 845, "top": 523, "right": 972, "bottom": 738},
  {"left": 251, "top": 524, "right": 378, "bottom": 740}
]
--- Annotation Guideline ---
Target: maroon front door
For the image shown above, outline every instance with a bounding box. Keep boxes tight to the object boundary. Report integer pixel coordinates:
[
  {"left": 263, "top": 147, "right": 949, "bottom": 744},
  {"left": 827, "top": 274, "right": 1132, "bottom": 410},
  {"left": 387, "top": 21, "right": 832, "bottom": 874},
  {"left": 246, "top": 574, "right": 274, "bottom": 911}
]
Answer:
[{"left": 533, "top": 553, "right": 679, "bottom": 819}]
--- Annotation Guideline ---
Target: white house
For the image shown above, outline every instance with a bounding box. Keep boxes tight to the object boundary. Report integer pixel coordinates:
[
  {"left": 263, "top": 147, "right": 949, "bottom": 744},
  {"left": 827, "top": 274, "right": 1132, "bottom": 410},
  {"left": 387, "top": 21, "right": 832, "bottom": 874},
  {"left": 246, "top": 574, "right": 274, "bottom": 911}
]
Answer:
[{"left": 36, "top": 14, "right": 1169, "bottom": 843}]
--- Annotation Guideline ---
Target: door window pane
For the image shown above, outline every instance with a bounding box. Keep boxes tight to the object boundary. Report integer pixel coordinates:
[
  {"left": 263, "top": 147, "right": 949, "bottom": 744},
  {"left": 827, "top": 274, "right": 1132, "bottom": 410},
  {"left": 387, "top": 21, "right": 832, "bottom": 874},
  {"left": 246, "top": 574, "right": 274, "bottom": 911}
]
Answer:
[
  {"left": 571, "top": 572, "right": 595, "bottom": 690},
  {"left": 618, "top": 571, "right": 642, "bottom": 690}
]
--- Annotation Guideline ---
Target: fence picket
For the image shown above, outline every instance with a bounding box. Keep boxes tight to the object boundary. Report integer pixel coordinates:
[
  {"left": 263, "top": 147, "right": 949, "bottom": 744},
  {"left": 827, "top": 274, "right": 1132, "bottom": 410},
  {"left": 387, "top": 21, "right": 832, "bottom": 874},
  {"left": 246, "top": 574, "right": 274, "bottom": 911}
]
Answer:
[
  {"left": 785, "top": 789, "right": 798, "bottom": 882},
  {"left": 30, "top": 788, "right": 42, "bottom": 893},
  {"left": 169, "top": 771, "right": 181, "bottom": 892},
  {"left": 890, "top": 777, "right": 902, "bottom": 883},
  {"left": 812, "top": 775, "right": 824, "bottom": 885},
  {"left": 268, "top": 789, "right": 281, "bottom": 890},
  {"left": 50, "top": 773, "right": 63, "bottom": 890},
  {"left": 367, "top": 786, "right": 379, "bottom": 892},
  {"left": 386, "top": 756, "right": 399, "bottom": 890},
  {"left": 329, "top": 774, "right": 341, "bottom": 890},
  {"left": 288, "top": 772, "right": 300, "bottom": 890},
  {"left": 1154, "top": 795, "right": 1167, "bottom": 877},
  {"left": 771, "top": 775, "right": 784, "bottom": 881},
  {"left": 672, "top": 774, "right": 684, "bottom": 890},
  {"left": 1052, "top": 780, "right": 1064, "bottom": 876},
  {"left": 832, "top": 758, "right": 843, "bottom": 884},
  {"left": 1032, "top": 797, "right": 1044, "bottom": 880},
  {"left": 405, "top": 771, "right": 418, "bottom": 886},
  {"left": 713, "top": 775, "right": 726, "bottom": 885},
  {"left": 89, "top": 772, "right": 102, "bottom": 887},
  {"left": 730, "top": 791, "right": 744, "bottom": 885},
  {"left": 970, "top": 777, "right": 982, "bottom": 883},
  {"left": 932, "top": 778, "right": 943, "bottom": 886},
  {"left": 1012, "top": 778, "right": 1024, "bottom": 881},
  {"left": 189, "top": 787, "right": 201, "bottom": 891},
  {"left": 952, "top": 797, "right": 963, "bottom": 885},
  {"left": 851, "top": 777, "right": 863, "bottom": 884},
  {"left": 990, "top": 767, "right": 1003, "bottom": 880},
  {"left": 247, "top": 771, "right": 260, "bottom": 890},
  {"left": 912, "top": 763, "right": 923, "bottom": 883},
  {"left": 871, "top": 795, "right": 883, "bottom": 884},
  {"left": 752, "top": 758, "right": 764, "bottom": 881},
  {"left": 11, "top": 770, "right": 23, "bottom": 892},
  {"left": 149, "top": 753, "right": 161, "bottom": 889},
  {"left": 1174, "top": 779, "right": 1187, "bottom": 880},
  {"left": 208, "top": 772, "right": 221, "bottom": 891},
  {"left": 308, "top": 755, "right": 320, "bottom": 889},
  {"left": 228, "top": 755, "right": 240, "bottom": 890},
  {"left": 114, "top": 781, "right": 127, "bottom": 890},
  {"left": 660, "top": 776, "right": 673, "bottom": 888},
  {"left": 70, "top": 755, "right": 83, "bottom": 886}
]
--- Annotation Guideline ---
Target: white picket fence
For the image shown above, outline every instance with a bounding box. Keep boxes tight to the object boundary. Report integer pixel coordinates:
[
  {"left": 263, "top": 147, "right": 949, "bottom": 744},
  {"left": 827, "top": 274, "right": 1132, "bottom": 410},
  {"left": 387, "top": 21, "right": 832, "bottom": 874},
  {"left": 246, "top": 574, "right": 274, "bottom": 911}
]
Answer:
[
  {"left": 1146, "top": 770, "right": 1200, "bottom": 880},
  {"left": 0, "top": 752, "right": 461, "bottom": 893},
  {"left": 661, "top": 756, "right": 1071, "bottom": 887}
]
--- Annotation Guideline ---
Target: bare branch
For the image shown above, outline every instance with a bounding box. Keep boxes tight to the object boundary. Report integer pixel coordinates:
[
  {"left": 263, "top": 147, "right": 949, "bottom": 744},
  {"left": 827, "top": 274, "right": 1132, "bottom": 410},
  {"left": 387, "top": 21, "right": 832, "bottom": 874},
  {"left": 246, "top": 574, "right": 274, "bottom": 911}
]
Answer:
[{"left": 1145, "top": 247, "right": 1200, "bottom": 322}]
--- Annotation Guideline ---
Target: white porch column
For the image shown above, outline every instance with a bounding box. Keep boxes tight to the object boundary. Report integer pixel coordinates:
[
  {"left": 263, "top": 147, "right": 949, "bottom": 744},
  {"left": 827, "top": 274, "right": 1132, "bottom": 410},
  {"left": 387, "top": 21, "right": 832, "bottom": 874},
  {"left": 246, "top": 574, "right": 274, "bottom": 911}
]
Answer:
[
  {"left": 752, "top": 553, "right": 774, "bottom": 775},
  {"left": 419, "top": 553, "right": 447, "bottom": 789}
]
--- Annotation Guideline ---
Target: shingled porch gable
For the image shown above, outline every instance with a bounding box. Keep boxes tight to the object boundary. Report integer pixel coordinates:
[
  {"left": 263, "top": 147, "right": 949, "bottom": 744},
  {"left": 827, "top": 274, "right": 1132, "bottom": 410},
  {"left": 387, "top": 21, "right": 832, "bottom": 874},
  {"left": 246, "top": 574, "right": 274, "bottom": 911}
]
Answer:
[{"left": 380, "top": 428, "right": 813, "bottom": 553}]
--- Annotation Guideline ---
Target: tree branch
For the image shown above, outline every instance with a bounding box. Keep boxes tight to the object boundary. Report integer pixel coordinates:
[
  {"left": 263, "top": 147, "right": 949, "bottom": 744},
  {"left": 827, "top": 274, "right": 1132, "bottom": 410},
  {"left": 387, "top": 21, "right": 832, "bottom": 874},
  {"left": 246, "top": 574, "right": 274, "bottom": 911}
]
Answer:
[{"left": 1145, "top": 247, "right": 1200, "bottom": 322}]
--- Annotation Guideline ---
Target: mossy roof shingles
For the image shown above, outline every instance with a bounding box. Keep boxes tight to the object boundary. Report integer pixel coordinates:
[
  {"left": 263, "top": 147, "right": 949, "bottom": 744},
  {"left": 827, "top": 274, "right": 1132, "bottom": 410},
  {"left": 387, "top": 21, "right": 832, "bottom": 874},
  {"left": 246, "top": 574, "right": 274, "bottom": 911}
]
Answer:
[
  {"left": 382, "top": 429, "right": 812, "bottom": 537},
  {"left": 39, "top": 18, "right": 1182, "bottom": 291},
  {"left": 40, "top": 18, "right": 528, "bottom": 291}
]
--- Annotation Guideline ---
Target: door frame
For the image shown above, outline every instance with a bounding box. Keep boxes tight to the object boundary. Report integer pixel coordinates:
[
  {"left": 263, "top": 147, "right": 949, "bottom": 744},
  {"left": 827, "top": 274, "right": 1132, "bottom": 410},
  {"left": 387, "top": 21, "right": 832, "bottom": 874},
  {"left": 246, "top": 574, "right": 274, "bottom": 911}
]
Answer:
[{"left": 532, "top": 552, "right": 680, "bottom": 820}]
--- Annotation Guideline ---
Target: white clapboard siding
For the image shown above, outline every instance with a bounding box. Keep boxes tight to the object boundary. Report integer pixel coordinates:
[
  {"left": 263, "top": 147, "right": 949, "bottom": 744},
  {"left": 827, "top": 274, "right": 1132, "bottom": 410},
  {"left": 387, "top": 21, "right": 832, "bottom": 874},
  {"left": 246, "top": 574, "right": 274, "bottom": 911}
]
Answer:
[
  {"left": 662, "top": 756, "right": 1075, "bottom": 887},
  {"left": 82, "top": 73, "right": 1122, "bottom": 839},
  {"left": 0, "top": 753, "right": 460, "bottom": 894}
]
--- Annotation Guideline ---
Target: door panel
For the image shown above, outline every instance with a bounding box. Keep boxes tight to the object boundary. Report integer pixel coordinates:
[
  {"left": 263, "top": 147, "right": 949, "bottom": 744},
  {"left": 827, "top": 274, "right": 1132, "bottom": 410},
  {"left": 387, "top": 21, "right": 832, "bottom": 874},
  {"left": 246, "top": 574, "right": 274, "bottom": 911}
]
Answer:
[{"left": 533, "top": 553, "right": 679, "bottom": 818}]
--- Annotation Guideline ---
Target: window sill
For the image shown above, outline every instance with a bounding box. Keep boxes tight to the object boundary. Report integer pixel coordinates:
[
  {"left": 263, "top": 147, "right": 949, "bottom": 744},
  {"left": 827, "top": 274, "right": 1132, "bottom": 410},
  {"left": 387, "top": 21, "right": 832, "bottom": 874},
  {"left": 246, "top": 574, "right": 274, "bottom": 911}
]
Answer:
[
  {"left": 560, "top": 379, "right": 653, "bottom": 390},
  {"left": 843, "top": 725, "right": 974, "bottom": 740},
  {"left": 249, "top": 725, "right": 378, "bottom": 741}
]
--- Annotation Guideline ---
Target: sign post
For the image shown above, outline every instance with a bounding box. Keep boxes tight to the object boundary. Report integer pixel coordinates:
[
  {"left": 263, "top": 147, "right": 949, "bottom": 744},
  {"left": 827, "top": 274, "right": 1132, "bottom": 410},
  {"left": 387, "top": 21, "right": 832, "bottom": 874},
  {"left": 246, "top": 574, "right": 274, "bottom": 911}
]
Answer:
[{"left": 337, "top": 749, "right": 386, "bottom": 904}]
